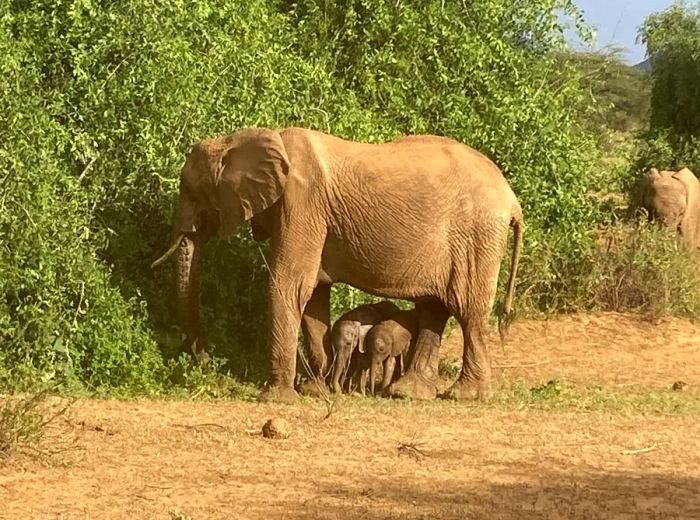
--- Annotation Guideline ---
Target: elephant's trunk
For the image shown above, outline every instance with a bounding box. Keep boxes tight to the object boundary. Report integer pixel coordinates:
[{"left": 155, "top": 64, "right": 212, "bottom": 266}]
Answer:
[
  {"left": 175, "top": 233, "right": 207, "bottom": 358},
  {"left": 369, "top": 356, "right": 377, "bottom": 396}
]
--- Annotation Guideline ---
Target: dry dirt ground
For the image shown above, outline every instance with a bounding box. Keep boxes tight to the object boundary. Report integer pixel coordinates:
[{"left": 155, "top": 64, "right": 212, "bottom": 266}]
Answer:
[{"left": 1, "top": 312, "right": 699, "bottom": 520}]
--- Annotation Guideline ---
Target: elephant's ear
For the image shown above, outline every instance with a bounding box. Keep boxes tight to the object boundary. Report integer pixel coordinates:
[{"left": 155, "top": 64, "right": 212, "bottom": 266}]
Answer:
[
  {"left": 216, "top": 129, "right": 290, "bottom": 236},
  {"left": 673, "top": 168, "right": 700, "bottom": 247}
]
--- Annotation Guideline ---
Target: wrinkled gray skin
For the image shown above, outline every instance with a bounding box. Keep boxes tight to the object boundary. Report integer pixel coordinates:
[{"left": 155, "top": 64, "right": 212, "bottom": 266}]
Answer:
[
  {"left": 330, "top": 301, "right": 402, "bottom": 393},
  {"left": 640, "top": 167, "right": 700, "bottom": 249},
  {"left": 366, "top": 309, "right": 419, "bottom": 396},
  {"left": 152, "top": 127, "right": 523, "bottom": 403}
]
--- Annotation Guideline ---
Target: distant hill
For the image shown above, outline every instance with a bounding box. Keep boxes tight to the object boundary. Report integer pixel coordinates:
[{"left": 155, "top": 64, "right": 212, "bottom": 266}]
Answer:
[{"left": 634, "top": 58, "right": 651, "bottom": 73}]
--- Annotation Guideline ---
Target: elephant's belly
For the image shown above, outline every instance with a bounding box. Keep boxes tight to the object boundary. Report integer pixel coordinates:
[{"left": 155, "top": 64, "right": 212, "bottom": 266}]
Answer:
[{"left": 319, "top": 233, "right": 449, "bottom": 300}]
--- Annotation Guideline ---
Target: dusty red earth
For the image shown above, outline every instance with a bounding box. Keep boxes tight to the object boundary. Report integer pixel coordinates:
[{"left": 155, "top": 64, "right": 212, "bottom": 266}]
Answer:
[{"left": 1, "top": 312, "right": 699, "bottom": 519}]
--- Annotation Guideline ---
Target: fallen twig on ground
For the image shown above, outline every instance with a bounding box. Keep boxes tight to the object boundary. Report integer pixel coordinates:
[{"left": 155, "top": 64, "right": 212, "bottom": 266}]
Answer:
[
  {"left": 620, "top": 443, "right": 659, "bottom": 455},
  {"left": 397, "top": 434, "right": 428, "bottom": 460},
  {"left": 172, "top": 422, "right": 229, "bottom": 431}
]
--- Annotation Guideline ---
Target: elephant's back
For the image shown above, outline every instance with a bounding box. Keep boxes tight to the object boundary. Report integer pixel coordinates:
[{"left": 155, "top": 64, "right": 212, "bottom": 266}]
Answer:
[
  {"left": 381, "top": 136, "right": 516, "bottom": 210},
  {"left": 293, "top": 127, "right": 515, "bottom": 202}
]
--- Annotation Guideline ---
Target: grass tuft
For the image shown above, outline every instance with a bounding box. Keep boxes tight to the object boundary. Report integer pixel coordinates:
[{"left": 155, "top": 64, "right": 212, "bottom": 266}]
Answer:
[{"left": 0, "top": 389, "right": 72, "bottom": 460}]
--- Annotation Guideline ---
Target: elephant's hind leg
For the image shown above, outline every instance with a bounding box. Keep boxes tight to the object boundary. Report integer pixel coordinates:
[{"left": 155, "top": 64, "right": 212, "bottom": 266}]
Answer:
[
  {"left": 441, "top": 316, "right": 492, "bottom": 400},
  {"left": 441, "top": 259, "right": 500, "bottom": 400},
  {"left": 387, "top": 300, "right": 449, "bottom": 400}
]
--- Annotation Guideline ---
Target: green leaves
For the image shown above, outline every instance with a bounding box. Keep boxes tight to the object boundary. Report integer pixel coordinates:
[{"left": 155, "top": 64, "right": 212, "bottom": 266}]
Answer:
[{"left": 640, "top": 2, "right": 700, "bottom": 165}]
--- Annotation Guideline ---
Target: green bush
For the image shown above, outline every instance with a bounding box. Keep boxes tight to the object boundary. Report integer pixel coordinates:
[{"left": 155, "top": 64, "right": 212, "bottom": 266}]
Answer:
[
  {"left": 0, "top": 24, "right": 164, "bottom": 393},
  {"left": 514, "top": 222, "right": 700, "bottom": 320},
  {"left": 561, "top": 49, "right": 650, "bottom": 137},
  {"left": 633, "top": 131, "right": 700, "bottom": 177}
]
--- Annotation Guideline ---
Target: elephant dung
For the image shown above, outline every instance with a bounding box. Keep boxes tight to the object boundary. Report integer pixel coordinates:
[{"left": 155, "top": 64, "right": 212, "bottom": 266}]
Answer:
[{"left": 262, "top": 418, "right": 290, "bottom": 439}]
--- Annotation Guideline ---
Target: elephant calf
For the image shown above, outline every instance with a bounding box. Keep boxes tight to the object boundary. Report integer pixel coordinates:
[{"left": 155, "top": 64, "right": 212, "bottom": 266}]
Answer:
[
  {"left": 365, "top": 309, "right": 419, "bottom": 396},
  {"left": 330, "top": 301, "right": 402, "bottom": 394},
  {"left": 639, "top": 167, "right": 700, "bottom": 249}
]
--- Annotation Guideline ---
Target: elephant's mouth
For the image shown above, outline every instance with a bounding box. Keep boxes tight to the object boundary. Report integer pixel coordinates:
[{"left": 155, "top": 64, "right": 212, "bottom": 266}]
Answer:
[{"left": 151, "top": 210, "right": 221, "bottom": 269}]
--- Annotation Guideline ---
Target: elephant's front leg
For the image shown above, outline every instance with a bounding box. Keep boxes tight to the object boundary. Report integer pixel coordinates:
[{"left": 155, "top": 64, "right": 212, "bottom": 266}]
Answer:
[
  {"left": 380, "top": 356, "right": 397, "bottom": 393},
  {"left": 388, "top": 300, "right": 449, "bottom": 400},
  {"left": 299, "top": 283, "right": 333, "bottom": 396},
  {"left": 258, "top": 266, "right": 320, "bottom": 404}
]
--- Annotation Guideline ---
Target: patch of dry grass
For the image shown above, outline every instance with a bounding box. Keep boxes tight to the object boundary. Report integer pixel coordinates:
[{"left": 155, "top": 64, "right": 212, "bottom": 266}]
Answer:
[{"left": 591, "top": 224, "right": 700, "bottom": 320}]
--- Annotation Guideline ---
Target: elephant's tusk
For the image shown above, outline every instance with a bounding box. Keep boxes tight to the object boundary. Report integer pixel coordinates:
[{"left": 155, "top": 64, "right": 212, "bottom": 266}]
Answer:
[{"left": 151, "top": 233, "right": 186, "bottom": 268}]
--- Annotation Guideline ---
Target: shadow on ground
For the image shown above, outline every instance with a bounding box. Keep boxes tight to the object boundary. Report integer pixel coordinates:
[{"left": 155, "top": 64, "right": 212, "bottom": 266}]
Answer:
[{"left": 296, "top": 466, "right": 699, "bottom": 519}]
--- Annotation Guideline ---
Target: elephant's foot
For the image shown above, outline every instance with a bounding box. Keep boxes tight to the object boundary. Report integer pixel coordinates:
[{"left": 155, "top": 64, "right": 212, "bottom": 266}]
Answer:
[
  {"left": 440, "top": 377, "right": 491, "bottom": 401},
  {"left": 298, "top": 378, "right": 329, "bottom": 398},
  {"left": 257, "top": 385, "right": 299, "bottom": 404},
  {"left": 386, "top": 371, "right": 437, "bottom": 400}
]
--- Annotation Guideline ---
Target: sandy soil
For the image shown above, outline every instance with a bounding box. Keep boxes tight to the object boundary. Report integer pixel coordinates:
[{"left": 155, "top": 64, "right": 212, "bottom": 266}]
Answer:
[{"left": 1, "top": 312, "right": 698, "bottom": 520}]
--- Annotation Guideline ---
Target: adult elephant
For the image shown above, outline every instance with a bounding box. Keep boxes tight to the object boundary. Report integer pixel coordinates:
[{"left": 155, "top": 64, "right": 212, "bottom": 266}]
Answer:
[
  {"left": 152, "top": 127, "right": 523, "bottom": 403},
  {"left": 640, "top": 167, "right": 700, "bottom": 249}
]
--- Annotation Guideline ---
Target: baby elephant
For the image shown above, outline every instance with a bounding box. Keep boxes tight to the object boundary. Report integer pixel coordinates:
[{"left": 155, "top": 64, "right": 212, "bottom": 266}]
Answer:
[
  {"left": 366, "top": 309, "right": 419, "bottom": 396},
  {"left": 330, "top": 300, "right": 402, "bottom": 394}
]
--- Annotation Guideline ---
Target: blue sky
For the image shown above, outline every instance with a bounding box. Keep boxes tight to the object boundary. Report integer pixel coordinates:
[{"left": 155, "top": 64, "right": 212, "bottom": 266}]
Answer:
[{"left": 571, "top": 0, "right": 675, "bottom": 64}]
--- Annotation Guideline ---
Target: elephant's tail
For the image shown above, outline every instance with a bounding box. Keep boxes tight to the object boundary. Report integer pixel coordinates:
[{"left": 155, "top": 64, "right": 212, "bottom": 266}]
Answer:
[{"left": 498, "top": 206, "right": 523, "bottom": 342}]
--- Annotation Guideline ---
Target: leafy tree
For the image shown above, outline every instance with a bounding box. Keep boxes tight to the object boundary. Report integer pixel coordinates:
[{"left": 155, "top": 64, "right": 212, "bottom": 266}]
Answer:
[
  {"left": 638, "top": 2, "right": 700, "bottom": 172},
  {"left": 562, "top": 49, "right": 650, "bottom": 136},
  {"left": 0, "top": 19, "right": 164, "bottom": 392}
]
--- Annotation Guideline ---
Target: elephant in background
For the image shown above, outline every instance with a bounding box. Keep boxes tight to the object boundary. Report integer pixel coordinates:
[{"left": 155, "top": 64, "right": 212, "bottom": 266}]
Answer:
[
  {"left": 639, "top": 167, "right": 700, "bottom": 249},
  {"left": 329, "top": 300, "right": 403, "bottom": 394},
  {"left": 366, "top": 309, "right": 419, "bottom": 396},
  {"left": 153, "top": 127, "right": 523, "bottom": 403}
]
